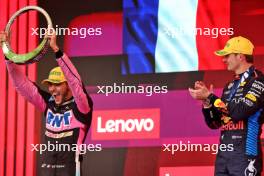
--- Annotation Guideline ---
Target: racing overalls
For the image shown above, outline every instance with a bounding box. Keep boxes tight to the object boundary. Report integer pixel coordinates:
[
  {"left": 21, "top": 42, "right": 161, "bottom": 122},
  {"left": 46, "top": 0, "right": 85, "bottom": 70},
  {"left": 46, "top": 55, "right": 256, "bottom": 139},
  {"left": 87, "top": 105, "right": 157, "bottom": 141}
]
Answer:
[
  {"left": 202, "top": 66, "right": 264, "bottom": 176},
  {"left": 6, "top": 51, "right": 93, "bottom": 176}
]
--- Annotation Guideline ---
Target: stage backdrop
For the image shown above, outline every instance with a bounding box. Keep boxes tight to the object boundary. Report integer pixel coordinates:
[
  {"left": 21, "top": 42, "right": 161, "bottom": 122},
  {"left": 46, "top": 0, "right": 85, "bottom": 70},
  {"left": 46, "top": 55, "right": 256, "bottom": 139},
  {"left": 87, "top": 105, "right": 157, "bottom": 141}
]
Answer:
[
  {"left": 0, "top": 0, "right": 40, "bottom": 176},
  {"left": 36, "top": 0, "right": 264, "bottom": 176}
]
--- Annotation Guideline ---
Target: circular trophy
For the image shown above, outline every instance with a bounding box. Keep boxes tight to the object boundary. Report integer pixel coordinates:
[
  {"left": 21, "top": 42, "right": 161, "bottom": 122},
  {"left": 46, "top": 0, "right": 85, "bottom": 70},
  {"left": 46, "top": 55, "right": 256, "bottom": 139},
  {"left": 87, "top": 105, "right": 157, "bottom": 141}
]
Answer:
[{"left": 1, "top": 6, "right": 53, "bottom": 64}]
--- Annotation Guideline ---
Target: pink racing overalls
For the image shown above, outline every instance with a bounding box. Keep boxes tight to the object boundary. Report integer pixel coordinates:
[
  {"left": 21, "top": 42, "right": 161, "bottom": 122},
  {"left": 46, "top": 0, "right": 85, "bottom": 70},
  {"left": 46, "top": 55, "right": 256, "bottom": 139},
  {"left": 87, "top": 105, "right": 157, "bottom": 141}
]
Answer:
[{"left": 6, "top": 51, "right": 93, "bottom": 176}]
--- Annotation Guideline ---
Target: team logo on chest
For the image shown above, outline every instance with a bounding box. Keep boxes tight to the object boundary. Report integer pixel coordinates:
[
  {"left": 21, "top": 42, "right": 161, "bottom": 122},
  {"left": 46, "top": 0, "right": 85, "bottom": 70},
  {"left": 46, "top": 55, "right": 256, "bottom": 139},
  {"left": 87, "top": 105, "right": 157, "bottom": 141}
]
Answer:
[{"left": 46, "top": 109, "right": 72, "bottom": 128}]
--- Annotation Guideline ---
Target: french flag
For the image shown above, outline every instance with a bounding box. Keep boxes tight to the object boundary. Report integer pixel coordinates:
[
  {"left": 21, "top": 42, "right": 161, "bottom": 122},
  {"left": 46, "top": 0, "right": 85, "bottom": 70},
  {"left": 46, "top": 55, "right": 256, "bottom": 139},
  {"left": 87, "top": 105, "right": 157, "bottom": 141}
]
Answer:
[
  {"left": 123, "top": 0, "right": 230, "bottom": 73},
  {"left": 65, "top": 0, "right": 230, "bottom": 74}
]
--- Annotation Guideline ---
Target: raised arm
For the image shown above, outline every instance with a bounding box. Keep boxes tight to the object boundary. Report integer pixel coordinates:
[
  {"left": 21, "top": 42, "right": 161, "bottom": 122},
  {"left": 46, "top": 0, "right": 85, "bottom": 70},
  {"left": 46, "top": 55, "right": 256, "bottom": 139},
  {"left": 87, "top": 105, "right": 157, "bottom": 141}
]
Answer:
[
  {"left": 5, "top": 61, "right": 46, "bottom": 112},
  {"left": 1, "top": 31, "right": 46, "bottom": 112},
  {"left": 57, "top": 52, "right": 90, "bottom": 114},
  {"left": 48, "top": 32, "right": 90, "bottom": 114}
]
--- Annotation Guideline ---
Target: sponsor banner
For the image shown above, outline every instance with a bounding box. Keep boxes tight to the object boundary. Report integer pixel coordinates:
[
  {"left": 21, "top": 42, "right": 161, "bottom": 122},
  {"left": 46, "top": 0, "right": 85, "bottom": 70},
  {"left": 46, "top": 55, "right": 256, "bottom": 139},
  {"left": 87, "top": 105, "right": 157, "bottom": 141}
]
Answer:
[
  {"left": 85, "top": 89, "right": 223, "bottom": 147},
  {"left": 92, "top": 108, "right": 160, "bottom": 140}
]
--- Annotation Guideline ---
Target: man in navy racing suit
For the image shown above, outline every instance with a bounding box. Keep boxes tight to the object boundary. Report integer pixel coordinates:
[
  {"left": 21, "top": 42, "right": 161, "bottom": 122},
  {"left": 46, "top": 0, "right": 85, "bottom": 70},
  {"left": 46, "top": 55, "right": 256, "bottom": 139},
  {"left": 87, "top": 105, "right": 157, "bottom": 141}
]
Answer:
[{"left": 189, "top": 36, "right": 264, "bottom": 176}]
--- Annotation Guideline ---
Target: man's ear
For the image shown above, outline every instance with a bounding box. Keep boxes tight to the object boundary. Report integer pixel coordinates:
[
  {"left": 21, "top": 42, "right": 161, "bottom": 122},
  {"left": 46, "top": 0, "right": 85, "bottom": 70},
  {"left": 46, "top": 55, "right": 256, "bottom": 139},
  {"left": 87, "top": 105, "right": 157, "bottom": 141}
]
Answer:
[{"left": 238, "top": 54, "right": 246, "bottom": 61}]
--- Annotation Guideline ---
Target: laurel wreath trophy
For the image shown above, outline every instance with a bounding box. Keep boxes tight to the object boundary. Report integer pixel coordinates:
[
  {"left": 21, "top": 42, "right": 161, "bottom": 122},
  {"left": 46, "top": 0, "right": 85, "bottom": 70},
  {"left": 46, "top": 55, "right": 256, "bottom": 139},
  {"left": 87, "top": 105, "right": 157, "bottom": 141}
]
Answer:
[{"left": 1, "top": 6, "right": 53, "bottom": 64}]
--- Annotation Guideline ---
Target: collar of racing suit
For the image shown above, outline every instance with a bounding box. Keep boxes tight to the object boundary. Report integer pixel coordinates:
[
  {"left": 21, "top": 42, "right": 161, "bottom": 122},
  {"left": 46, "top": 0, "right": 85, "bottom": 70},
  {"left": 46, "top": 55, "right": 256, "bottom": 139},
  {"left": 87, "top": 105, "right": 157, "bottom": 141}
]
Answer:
[
  {"left": 234, "top": 66, "right": 255, "bottom": 80},
  {"left": 53, "top": 96, "right": 74, "bottom": 108}
]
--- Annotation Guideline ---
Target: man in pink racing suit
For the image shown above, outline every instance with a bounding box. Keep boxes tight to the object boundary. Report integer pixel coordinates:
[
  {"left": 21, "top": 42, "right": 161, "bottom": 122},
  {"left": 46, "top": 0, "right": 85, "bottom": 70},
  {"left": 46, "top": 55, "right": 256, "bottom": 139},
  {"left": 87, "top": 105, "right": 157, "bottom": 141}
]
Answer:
[{"left": 0, "top": 31, "right": 93, "bottom": 176}]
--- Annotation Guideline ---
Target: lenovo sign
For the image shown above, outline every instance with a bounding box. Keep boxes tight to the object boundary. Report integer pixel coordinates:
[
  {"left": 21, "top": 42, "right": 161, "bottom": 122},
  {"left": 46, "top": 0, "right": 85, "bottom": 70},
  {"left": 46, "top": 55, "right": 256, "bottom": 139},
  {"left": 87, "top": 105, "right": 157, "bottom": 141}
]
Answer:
[
  {"left": 92, "top": 108, "right": 160, "bottom": 140},
  {"left": 97, "top": 117, "right": 154, "bottom": 133}
]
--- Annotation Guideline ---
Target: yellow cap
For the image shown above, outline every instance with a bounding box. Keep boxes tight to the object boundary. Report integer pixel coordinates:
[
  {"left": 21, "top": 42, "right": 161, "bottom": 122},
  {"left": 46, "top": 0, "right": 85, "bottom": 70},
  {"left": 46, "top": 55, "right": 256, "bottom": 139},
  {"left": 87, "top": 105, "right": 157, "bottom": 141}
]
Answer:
[
  {"left": 215, "top": 36, "right": 254, "bottom": 56},
  {"left": 41, "top": 67, "right": 67, "bottom": 85}
]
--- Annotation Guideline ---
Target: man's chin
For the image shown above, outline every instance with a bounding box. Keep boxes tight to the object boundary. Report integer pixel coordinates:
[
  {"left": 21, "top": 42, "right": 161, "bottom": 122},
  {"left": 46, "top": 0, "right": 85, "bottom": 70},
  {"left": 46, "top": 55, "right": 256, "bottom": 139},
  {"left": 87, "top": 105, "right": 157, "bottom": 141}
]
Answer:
[
  {"left": 227, "top": 66, "right": 232, "bottom": 71},
  {"left": 54, "top": 99, "right": 62, "bottom": 105}
]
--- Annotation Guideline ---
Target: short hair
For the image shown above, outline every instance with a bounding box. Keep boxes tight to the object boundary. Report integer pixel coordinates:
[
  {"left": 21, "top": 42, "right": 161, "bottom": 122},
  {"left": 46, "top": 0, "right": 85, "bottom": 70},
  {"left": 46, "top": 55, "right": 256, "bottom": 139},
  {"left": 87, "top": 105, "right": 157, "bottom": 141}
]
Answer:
[
  {"left": 245, "top": 55, "right": 254, "bottom": 63},
  {"left": 234, "top": 53, "right": 254, "bottom": 63}
]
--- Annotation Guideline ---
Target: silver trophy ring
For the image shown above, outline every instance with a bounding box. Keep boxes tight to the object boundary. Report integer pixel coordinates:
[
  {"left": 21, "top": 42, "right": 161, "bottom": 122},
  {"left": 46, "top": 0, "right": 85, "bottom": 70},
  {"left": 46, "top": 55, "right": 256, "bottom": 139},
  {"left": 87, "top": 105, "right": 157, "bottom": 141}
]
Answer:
[{"left": 1, "top": 6, "right": 53, "bottom": 64}]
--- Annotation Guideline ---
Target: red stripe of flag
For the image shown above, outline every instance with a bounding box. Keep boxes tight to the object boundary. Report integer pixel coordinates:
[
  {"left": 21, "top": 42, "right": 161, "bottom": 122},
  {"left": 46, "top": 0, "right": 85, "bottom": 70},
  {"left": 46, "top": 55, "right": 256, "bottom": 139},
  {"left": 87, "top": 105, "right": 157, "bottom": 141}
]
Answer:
[{"left": 196, "top": 0, "right": 230, "bottom": 70}]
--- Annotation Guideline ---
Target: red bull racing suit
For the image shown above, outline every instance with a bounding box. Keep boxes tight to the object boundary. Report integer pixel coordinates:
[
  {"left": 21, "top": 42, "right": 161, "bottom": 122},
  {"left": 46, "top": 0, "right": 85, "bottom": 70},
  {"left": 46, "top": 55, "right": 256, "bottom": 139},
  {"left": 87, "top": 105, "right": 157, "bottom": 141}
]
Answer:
[{"left": 202, "top": 66, "right": 264, "bottom": 176}]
